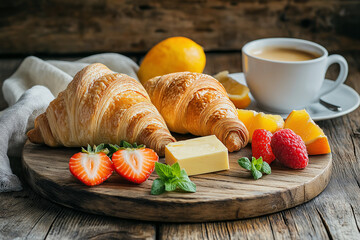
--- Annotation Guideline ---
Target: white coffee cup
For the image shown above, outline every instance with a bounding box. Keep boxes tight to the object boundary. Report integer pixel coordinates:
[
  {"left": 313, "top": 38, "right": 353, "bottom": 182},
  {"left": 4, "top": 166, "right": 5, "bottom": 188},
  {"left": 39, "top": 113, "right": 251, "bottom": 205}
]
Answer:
[{"left": 242, "top": 38, "right": 348, "bottom": 113}]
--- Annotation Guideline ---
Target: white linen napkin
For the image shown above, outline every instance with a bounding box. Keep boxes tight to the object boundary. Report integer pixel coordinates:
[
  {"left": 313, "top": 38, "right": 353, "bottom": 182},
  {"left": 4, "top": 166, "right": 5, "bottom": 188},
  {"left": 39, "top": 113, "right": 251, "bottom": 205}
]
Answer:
[{"left": 0, "top": 53, "right": 139, "bottom": 192}]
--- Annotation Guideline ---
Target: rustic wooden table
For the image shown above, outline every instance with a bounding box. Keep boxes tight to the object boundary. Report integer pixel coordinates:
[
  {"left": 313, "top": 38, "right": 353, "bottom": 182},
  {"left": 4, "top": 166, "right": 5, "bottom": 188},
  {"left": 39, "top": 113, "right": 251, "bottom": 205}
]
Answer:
[{"left": 0, "top": 52, "right": 359, "bottom": 239}]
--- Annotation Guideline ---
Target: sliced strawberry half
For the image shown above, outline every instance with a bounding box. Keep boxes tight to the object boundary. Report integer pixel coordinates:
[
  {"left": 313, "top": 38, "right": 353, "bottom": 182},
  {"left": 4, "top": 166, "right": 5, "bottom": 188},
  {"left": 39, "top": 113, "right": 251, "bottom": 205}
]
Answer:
[
  {"left": 112, "top": 146, "right": 159, "bottom": 184},
  {"left": 69, "top": 144, "right": 114, "bottom": 186}
]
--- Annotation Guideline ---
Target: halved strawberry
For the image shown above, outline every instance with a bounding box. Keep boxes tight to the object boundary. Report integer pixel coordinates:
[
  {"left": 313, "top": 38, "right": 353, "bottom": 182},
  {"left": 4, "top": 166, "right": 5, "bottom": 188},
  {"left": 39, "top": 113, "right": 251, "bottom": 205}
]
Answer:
[
  {"left": 69, "top": 144, "right": 114, "bottom": 186},
  {"left": 111, "top": 142, "right": 159, "bottom": 184}
]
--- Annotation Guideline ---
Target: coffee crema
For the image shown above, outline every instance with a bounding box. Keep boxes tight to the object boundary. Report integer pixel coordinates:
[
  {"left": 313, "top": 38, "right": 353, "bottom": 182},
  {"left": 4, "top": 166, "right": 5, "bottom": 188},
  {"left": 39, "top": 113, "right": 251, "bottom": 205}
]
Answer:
[{"left": 250, "top": 47, "right": 320, "bottom": 62}]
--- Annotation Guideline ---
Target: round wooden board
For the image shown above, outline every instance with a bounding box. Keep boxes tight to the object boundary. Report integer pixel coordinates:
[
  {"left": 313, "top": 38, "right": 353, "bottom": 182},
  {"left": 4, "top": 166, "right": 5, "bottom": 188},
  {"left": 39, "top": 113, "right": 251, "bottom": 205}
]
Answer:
[{"left": 22, "top": 138, "right": 332, "bottom": 223}]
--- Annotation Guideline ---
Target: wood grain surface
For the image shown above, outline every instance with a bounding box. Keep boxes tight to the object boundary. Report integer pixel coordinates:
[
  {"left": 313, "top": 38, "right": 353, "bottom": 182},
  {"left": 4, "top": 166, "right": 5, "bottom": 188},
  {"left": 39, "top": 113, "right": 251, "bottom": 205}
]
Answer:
[
  {"left": 0, "top": 0, "right": 359, "bottom": 55},
  {"left": 22, "top": 137, "right": 332, "bottom": 222},
  {"left": 1, "top": 52, "right": 360, "bottom": 239}
]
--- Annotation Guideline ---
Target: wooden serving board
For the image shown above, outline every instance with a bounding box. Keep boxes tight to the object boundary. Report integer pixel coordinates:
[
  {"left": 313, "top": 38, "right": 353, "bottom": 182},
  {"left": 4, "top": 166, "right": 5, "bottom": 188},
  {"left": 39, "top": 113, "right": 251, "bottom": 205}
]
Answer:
[{"left": 22, "top": 137, "right": 332, "bottom": 222}]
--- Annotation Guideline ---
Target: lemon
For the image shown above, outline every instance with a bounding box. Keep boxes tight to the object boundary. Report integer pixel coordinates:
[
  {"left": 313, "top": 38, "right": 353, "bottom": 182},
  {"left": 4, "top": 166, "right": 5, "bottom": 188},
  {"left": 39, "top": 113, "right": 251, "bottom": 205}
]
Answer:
[{"left": 138, "top": 37, "right": 206, "bottom": 84}]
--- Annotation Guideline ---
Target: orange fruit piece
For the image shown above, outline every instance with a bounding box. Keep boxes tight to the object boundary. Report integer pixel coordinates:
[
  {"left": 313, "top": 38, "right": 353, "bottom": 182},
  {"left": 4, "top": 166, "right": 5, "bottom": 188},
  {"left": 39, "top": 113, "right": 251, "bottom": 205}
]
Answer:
[
  {"left": 214, "top": 71, "right": 251, "bottom": 109},
  {"left": 237, "top": 109, "right": 284, "bottom": 142},
  {"left": 284, "top": 109, "right": 331, "bottom": 155},
  {"left": 138, "top": 36, "right": 206, "bottom": 84}
]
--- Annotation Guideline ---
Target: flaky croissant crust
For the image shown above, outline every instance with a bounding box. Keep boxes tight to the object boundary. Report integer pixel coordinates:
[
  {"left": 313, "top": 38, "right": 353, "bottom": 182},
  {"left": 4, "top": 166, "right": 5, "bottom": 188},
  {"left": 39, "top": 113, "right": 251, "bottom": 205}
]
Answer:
[
  {"left": 27, "top": 63, "right": 175, "bottom": 156},
  {"left": 144, "top": 72, "right": 249, "bottom": 152}
]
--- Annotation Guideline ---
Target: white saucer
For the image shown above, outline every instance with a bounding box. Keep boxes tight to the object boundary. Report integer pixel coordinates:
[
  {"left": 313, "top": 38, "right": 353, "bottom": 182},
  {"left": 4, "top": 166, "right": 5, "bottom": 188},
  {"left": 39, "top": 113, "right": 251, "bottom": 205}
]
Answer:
[{"left": 229, "top": 73, "right": 360, "bottom": 121}]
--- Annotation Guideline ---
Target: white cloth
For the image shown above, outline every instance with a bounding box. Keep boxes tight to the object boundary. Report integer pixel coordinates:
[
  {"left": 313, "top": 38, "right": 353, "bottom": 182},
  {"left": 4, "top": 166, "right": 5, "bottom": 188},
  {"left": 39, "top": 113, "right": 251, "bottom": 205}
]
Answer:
[{"left": 0, "top": 53, "right": 139, "bottom": 192}]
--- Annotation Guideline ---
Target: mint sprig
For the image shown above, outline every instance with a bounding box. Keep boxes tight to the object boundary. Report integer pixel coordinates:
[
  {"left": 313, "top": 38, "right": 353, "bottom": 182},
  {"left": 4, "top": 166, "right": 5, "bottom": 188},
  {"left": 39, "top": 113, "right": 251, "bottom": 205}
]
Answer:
[
  {"left": 151, "top": 162, "right": 196, "bottom": 195},
  {"left": 238, "top": 157, "right": 271, "bottom": 180}
]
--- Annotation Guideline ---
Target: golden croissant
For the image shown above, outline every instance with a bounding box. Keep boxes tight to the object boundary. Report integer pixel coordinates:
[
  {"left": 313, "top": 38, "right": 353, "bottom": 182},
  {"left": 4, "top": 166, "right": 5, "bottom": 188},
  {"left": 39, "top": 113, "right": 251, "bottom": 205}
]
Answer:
[
  {"left": 144, "top": 72, "right": 249, "bottom": 152},
  {"left": 27, "top": 63, "right": 175, "bottom": 156}
]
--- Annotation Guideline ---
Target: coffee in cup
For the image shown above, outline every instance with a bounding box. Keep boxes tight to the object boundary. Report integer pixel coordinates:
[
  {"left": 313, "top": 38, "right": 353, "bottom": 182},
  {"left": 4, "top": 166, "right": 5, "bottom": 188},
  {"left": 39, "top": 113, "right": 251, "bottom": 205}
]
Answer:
[
  {"left": 242, "top": 38, "right": 348, "bottom": 113},
  {"left": 249, "top": 47, "right": 320, "bottom": 62}
]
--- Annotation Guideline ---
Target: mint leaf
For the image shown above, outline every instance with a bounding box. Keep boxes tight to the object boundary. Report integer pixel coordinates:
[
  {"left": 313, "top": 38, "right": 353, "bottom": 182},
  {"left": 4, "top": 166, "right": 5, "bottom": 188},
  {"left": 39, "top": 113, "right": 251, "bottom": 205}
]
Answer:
[
  {"left": 171, "top": 163, "right": 181, "bottom": 177},
  {"left": 165, "top": 181, "right": 177, "bottom": 192},
  {"left": 251, "top": 163, "right": 263, "bottom": 180},
  {"left": 180, "top": 176, "right": 191, "bottom": 182},
  {"left": 261, "top": 162, "right": 271, "bottom": 175},
  {"left": 252, "top": 156, "right": 263, "bottom": 171},
  {"left": 151, "top": 178, "right": 165, "bottom": 195},
  {"left": 179, "top": 169, "right": 191, "bottom": 182},
  {"left": 180, "top": 169, "right": 188, "bottom": 177},
  {"left": 238, "top": 157, "right": 251, "bottom": 170},
  {"left": 155, "top": 162, "right": 173, "bottom": 180},
  {"left": 177, "top": 181, "right": 196, "bottom": 193}
]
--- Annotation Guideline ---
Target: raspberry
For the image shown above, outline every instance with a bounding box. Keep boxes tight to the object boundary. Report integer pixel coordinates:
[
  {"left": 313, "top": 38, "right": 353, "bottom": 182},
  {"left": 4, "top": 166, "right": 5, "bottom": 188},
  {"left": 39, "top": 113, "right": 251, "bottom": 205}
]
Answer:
[
  {"left": 252, "top": 129, "right": 275, "bottom": 164},
  {"left": 271, "top": 129, "right": 309, "bottom": 169}
]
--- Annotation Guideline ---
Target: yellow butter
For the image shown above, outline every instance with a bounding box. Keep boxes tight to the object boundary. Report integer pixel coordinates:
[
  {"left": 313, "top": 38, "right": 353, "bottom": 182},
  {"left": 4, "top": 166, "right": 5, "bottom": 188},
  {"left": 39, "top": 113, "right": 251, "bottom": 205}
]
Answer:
[{"left": 165, "top": 135, "right": 229, "bottom": 176}]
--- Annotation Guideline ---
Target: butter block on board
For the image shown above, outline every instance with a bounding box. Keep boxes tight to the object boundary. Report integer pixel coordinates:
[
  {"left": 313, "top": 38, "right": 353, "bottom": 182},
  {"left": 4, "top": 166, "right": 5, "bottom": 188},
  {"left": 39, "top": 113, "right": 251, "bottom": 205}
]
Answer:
[{"left": 165, "top": 135, "right": 229, "bottom": 176}]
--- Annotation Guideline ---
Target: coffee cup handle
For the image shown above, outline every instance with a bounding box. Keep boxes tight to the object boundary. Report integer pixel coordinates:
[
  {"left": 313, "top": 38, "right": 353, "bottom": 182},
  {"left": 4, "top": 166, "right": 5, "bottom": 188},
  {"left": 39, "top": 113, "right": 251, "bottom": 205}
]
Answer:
[{"left": 318, "top": 54, "right": 348, "bottom": 99}]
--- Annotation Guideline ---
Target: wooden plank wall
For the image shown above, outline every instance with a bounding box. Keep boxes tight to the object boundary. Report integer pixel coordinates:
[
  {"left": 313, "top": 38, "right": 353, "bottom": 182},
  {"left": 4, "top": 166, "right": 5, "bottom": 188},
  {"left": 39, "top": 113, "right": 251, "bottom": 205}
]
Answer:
[{"left": 0, "top": 0, "right": 359, "bottom": 55}]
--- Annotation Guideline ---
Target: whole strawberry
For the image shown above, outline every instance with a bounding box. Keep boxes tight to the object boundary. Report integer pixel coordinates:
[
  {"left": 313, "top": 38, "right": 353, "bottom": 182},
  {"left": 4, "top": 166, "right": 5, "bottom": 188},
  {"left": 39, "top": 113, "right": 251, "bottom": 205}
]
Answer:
[
  {"left": 252, "top": 129, "right": 275, "bottom": 164},
  {"left": 271, "top": 129, "right": 309, "bottom": 169}
]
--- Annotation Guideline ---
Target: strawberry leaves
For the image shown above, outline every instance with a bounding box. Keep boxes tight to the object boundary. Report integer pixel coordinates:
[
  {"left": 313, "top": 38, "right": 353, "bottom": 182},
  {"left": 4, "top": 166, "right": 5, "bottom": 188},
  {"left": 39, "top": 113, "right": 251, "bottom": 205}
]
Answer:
[
  {"left": 106, "top": 141, "right": 145, "bottom": 157},
  {"left": 81, "top": 144, "right": 109, "bottom": 155},
  {"left": 151, "top": 162, "right": 196, "bottom": 195},
  {"left": 79, "top": 141, "right": 146, "bottom": 158},
  {"left": 238, "top": 157, "right": 271, "bottom": 180}
]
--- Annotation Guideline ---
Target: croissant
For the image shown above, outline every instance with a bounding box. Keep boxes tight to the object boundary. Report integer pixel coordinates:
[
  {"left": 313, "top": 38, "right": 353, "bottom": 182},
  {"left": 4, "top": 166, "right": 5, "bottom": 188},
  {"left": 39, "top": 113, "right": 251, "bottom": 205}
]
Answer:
[
  {"left": 27, "top": 63, "right": 175, "bottom": 156},
  {"left": 144, "top": 72, "right": 249, "bottom": 152}
]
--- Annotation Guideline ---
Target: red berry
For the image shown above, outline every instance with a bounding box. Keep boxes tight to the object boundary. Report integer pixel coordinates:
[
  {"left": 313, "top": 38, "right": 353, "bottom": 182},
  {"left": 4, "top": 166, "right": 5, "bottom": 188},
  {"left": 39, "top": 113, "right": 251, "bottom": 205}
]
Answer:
[
  {"left": 112, "top": 148, "right": 159, "bottom": 184},
  {"left": 252, "top": 129, "right": 275, "bottom": 164},
  {"left": 69, "top": 152, "right": 113, "bottom": 186},
  {"left": 271, "top": 129, "right": 309, "bottom": 169}
]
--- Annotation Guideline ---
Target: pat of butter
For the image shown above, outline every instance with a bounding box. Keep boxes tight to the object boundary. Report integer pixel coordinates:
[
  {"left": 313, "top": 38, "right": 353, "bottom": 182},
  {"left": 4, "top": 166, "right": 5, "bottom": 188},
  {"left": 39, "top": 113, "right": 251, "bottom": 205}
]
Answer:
[{"left": 165, "top": 135, "right": 229, "bottom": 176}]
